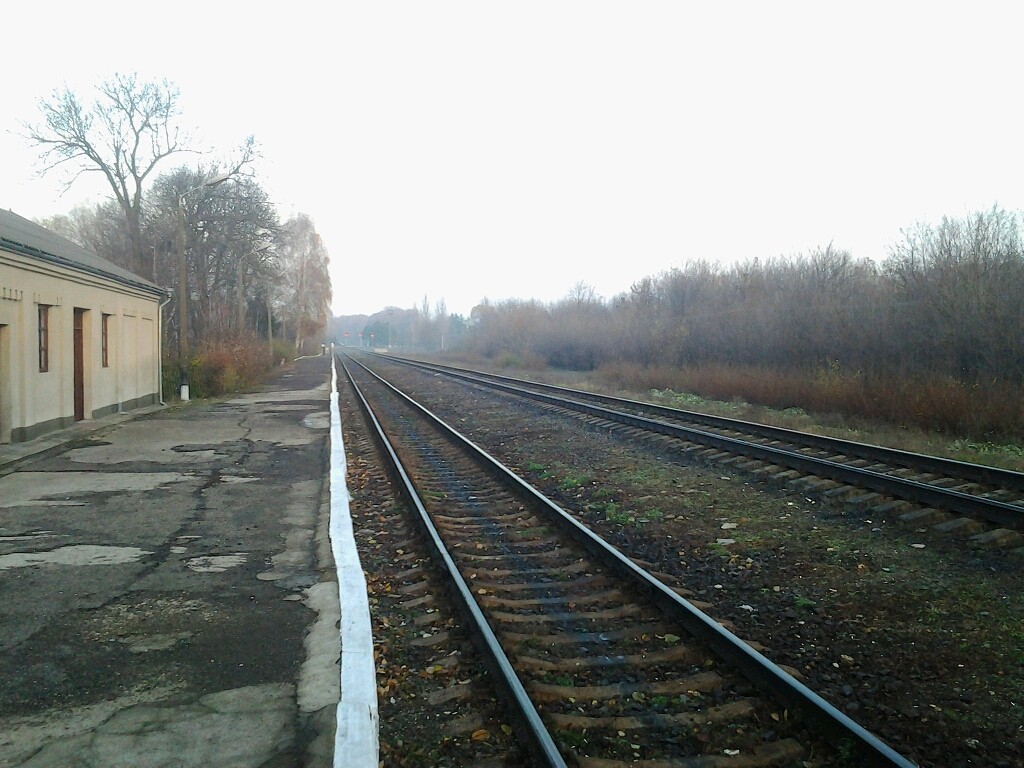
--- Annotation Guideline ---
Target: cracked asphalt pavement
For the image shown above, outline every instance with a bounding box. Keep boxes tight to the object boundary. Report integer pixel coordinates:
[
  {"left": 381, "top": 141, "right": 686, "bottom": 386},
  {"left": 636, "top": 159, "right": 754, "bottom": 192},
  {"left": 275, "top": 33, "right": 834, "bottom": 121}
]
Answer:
[{"left": 0, "top": 355, "right": 340, "bottom": 767}]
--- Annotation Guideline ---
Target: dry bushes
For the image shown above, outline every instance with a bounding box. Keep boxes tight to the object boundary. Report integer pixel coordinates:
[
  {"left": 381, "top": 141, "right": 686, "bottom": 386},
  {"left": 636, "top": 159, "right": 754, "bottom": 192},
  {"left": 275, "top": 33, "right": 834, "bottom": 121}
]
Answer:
[
  {"left": 164, "top": 334, "right": 279, "bottom": 399},
  {"left": 596, "top": 361, "right": 1024, "bottom": 440}
]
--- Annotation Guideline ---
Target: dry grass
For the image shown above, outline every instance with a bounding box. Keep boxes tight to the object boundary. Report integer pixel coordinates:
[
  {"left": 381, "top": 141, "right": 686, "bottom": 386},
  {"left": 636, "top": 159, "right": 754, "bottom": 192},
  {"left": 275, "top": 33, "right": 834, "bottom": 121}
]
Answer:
[
  {"left": 433, "top": 353, "right": 1024, "bottom": 471},
  {"left": 591, "top": 361, "right": 1024, "bottom": 469},
  {"left": 434, "top": 354, "right": 1024, "bottom": 468},
  {"left": 596, "top": 361, "right": 1023, "bottom": 437}
]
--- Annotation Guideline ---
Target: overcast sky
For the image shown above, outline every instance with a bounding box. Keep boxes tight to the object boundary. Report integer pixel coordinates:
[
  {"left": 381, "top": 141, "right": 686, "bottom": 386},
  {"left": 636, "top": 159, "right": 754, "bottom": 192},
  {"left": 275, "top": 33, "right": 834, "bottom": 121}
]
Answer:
[{"left": 3, "top": 2, "right": 1023, "bottom": 318}]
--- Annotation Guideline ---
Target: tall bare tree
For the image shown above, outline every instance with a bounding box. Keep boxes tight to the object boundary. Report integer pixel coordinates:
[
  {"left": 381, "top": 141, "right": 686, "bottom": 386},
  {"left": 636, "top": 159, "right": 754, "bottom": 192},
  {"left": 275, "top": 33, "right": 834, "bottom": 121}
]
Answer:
[
  {"left": 147, "top": 166, "right": 279, "bottom": 349},
  {"left": 277, "top": 214, "right": 332, "bottom": 353},
  {"left": 25, "top": 74, "right": 190, "bottom": 280}
]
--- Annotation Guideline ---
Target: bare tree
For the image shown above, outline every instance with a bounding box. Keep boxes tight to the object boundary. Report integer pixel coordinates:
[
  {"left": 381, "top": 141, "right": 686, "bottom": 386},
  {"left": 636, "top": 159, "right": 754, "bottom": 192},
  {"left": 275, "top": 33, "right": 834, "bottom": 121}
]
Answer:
[
  {"left": 885, "top": 206, "right": 1024, "bottom": 381},
  {"left": 25, "top": 74, "right": 192, "bottom": 280},
  {"left": 147, "top": 166, "right": 279, "bottom": 349},
  {"left": 565, "top": 281, "right": 598, "bottom": 307},
  {"left": 277, "top": 214, "right": 332, "bottom": 354},
  {"left": 35, "top": 202, "right": 131, "bottom": 265}
]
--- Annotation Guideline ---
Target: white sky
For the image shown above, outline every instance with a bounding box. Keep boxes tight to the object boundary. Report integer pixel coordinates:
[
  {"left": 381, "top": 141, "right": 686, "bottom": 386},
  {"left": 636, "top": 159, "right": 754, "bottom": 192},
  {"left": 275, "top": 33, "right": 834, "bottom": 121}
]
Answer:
[{"left": 3, "top": 2, "right": 1023, "bottom": 318}]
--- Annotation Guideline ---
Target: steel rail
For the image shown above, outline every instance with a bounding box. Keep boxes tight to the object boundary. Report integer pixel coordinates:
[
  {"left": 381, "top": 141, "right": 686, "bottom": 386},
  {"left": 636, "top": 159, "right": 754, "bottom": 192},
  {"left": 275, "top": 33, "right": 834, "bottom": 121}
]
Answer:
[
  {"left": 370, "top": 354, "right": 1024, "bottom": 528},
  {"left": 338, "top": 355, "right": 568, "bottom": 768},
  {"left": 381, "top": 354, "right": 1024, "bottom": 493},
  {"left": 345, "top": 354, "right": 917, "bottom": 768}
]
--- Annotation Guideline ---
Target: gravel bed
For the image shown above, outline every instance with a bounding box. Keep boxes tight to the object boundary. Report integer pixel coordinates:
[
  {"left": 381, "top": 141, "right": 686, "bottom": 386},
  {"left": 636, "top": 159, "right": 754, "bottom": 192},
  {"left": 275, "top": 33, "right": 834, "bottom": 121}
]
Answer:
[
  {"left": 339, "top": 381, "right": 524, "bottom": 767},
  {"left": 361, "top": 357, "right": 1024, "bottom": 768}
]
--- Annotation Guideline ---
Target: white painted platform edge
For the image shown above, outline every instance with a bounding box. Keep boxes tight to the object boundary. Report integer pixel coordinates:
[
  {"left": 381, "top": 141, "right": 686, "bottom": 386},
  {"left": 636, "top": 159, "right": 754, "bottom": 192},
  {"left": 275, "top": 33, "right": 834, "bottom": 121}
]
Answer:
[{"left": 329, "top": 351, "right": 379, "bottom": 767}]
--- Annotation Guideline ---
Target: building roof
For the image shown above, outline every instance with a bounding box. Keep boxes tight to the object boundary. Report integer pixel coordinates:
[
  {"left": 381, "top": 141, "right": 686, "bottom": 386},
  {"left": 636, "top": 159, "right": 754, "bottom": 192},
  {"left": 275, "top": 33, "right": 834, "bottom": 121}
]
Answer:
[{"left": 0, "top": 208, "right": 166, "bottom": 297}]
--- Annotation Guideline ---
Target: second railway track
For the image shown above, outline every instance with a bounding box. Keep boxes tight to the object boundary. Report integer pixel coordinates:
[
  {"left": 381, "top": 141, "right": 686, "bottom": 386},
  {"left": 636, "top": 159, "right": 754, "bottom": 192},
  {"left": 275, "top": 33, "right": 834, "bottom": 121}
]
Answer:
[
  {"left": 341, "top": 353, "right": 915, "bottom": 767},
  {"left": 369, "top": 353, "right": 1024, "bottom": 549}
]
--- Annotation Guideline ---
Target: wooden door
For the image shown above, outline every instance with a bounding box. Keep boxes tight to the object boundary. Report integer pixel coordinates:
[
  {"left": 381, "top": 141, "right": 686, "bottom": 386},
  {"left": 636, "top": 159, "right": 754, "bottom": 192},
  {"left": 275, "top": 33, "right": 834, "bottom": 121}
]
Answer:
[{"left": 74, "top": 309, "right": 85, "bottom": 421}]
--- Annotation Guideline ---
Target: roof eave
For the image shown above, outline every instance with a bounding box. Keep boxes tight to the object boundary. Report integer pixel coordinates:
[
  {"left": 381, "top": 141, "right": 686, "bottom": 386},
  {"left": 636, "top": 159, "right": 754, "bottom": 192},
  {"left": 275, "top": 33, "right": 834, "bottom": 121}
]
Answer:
[{"left": 0, "top": 236, "right": 169, "bottom": 298}]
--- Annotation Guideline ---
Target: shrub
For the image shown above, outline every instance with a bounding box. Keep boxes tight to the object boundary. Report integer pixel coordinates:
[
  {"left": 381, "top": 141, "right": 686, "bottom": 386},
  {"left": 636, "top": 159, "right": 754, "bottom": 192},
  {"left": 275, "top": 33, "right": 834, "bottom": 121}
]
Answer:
[
  {"left": 169, "top": 334, "right": 279, "bottom": 399},
  {"left": 161, "top": 356, "right": 182, "bottom": 400},
  {"left": 493, "top": 350, "right": 547, "bottom": 371},
  {"left": 270, "top": 339, "right": 295, "bottom": 367}
]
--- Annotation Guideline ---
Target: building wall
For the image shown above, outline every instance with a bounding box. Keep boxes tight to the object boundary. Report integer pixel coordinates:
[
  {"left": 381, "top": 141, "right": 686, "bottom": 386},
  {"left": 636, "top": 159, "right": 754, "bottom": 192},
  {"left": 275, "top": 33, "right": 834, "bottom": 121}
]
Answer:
[{"left": 0, "top": 249, "right": 163, "bottom": 443}]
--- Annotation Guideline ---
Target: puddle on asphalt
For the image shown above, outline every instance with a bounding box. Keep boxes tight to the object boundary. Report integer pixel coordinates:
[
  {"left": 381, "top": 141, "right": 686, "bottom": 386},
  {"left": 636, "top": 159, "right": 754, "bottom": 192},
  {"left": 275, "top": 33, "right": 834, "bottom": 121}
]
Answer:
[
  {"left": 0, "top": 545, "right": 152, "bottom": 570},
  {"left": 120, "top": 632, "right": 193, "bottom": 653},
  {"left": 219, "top": 476, "right": 258, "bottom": 485},
  {"left": 227, "top": 389, "right": 328, "bottom": 405},
  {"left": 185, "top": 553, "right": 248, "bottom": 573}
]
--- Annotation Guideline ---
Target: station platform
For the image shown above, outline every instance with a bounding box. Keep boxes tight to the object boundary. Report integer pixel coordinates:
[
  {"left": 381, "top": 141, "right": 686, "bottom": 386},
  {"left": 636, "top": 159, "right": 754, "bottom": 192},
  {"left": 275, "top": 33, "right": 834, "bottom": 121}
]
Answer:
[{"left": 0, "top": 352, "right": 377, "bottom": 767}]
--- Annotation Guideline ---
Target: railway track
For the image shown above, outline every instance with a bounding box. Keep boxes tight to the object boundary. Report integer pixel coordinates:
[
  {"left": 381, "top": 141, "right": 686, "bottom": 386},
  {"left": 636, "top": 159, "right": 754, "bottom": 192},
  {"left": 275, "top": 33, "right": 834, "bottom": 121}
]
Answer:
[
  {"left": 340, "top": 353, "right": 915, "bottom": 767},
  {"left": 367, "top": 353, "right": 1024, "bottom": 547},
  {"left": 337, "top": 371, "right": 526, "bottom": 765}
]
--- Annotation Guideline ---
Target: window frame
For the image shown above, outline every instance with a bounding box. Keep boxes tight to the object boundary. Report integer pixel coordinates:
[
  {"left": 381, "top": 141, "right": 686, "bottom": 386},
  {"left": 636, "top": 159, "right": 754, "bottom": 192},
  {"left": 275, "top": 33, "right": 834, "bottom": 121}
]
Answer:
[
  {"left": 101, "top": 313, "right": 110, "bottom": 368},
  {"left": 38, "top": 304, "right": 49, "bottom": 372}
]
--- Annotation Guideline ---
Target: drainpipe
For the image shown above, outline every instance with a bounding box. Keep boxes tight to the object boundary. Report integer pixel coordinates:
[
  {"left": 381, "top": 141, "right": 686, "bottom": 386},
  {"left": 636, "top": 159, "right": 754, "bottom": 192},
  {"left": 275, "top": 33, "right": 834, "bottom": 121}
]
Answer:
[{"left": 158, "top": 291, "right": 172, "bottom": 406}]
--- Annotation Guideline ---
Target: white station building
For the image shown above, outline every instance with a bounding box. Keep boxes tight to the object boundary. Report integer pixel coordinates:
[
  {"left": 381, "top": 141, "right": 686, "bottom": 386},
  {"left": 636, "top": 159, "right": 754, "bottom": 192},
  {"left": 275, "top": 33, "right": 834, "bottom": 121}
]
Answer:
[{"left": 0, "top": 209, "right": 168, "bottom": 444}]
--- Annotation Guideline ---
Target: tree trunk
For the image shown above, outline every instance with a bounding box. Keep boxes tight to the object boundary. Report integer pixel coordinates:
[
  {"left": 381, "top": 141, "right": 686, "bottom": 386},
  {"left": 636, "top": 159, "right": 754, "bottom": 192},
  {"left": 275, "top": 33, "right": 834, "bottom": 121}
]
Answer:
[{"left": 125, "top": 206, "right": 150, "bottom": 280}]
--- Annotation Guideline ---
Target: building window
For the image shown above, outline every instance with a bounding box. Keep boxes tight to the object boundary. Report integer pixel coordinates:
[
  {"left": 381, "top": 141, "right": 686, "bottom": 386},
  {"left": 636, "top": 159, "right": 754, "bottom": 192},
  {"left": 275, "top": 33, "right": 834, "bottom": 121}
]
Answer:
[
  {"left": 101, "top": 314, "right": 110, "bottom": 367},
  {"left": 38, "top": 305, "right": 49, "bottom": 372}
]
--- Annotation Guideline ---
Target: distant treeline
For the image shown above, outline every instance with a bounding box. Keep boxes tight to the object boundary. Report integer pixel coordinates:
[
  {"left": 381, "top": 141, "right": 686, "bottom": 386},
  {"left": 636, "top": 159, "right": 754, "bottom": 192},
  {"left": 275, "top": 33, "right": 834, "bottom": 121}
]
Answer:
[
  {"left": 339, "top": 207, "right": 1023, "bottom": 437},
  {"left": 464, "top": 206, "right": 1022, "bottom": 380},
  {"left": 457, "top": 206, "right": 1024, "bottom": 437}
]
